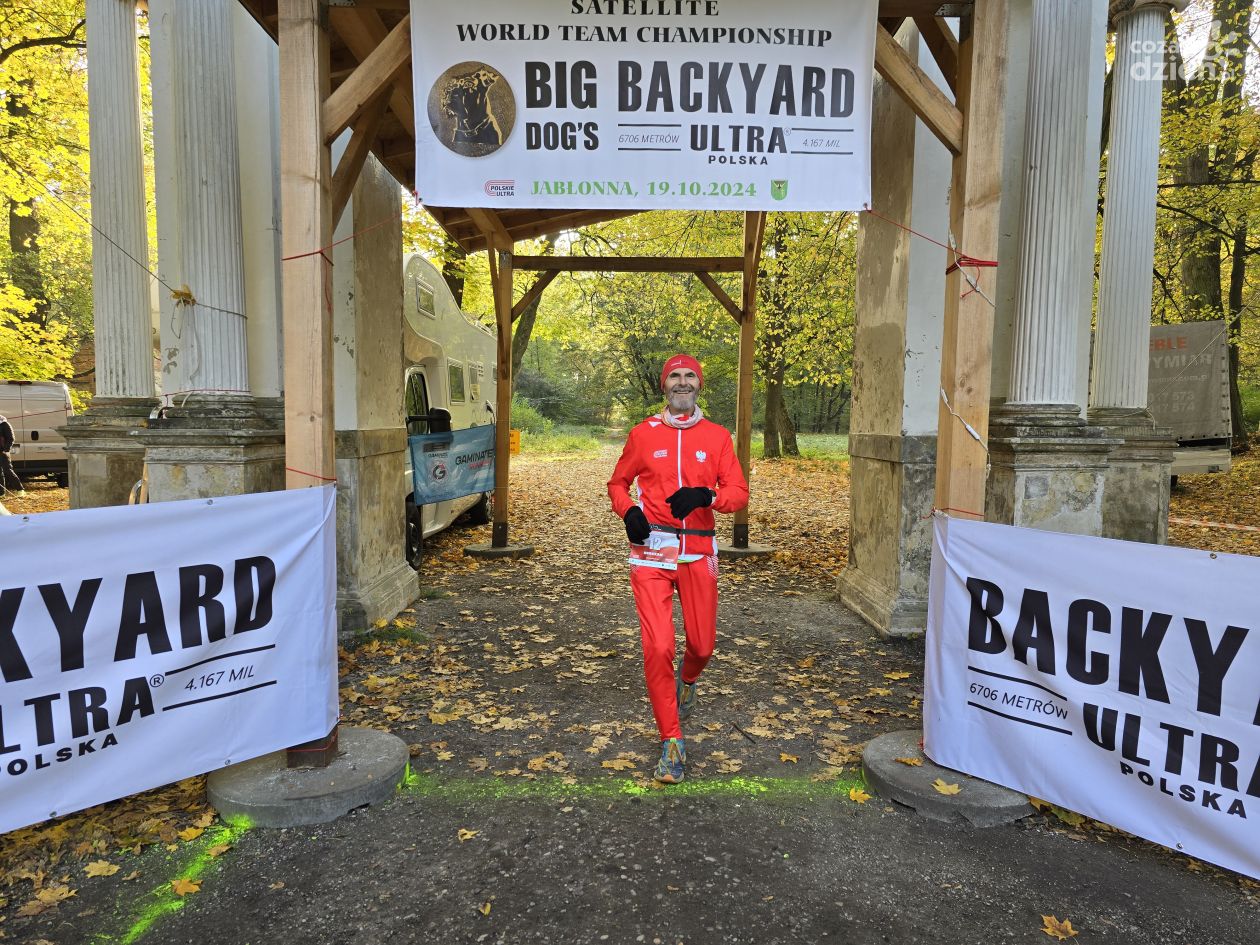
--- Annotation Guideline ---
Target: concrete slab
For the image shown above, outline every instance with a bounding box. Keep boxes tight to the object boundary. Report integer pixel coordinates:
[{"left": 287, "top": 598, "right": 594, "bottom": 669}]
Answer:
[
  {"left": 716, "top": 542, "right": 776, "bottom": 559},
  {"left": 464, "top": 543, "right": 535, "bottom": 559},
  {"left": 863, "top": 730, "right": 1032, "bottom": 828},
  {"left": 207, "top": 727, "right": 409, "bottom": 828}
]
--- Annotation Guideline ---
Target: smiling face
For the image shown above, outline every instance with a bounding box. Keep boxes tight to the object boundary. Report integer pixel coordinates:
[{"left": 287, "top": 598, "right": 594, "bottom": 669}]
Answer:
[{"left": 663, "top": 367, "right": 700, "bottom": 417}]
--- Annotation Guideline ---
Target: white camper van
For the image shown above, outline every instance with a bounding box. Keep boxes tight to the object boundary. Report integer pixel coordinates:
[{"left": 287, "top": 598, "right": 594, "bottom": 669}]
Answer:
[
  {"left": 401, "top": 254, "right": 497, "bottom": 567},
  {"left": 0, "top": 380, "right": 73, "bottom": 486}
]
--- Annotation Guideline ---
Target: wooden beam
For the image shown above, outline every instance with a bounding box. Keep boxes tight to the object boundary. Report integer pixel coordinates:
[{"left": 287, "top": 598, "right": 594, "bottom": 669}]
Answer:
[
  {"left": 934, "top": 0, "right": 1007, "bottom": 521},
  {"left": 321, "top": 14, "right": 410, "bottom": 144},
  {"left": 511, "top": 269, "right": 559, "bottom": 322},
  {"left": 733, "top": 210, "right": 766, "bottom": 549},
  {"left": 914, "top": 15, "right": 960, "bottom": 95},
  {"left": 874, "top": 23, "right": 963, "bottom": 156},
  {"left": 330, "top": 88, "right": 391, "bottom": 229},
  {"left": 695, "top": 272, "right": 743, "bottom": 325},
  {"left": 512, "top": 255, "right": 745, "bottom": 274},
  {"left": 489, "top": 248, "right": 514, "bottom": 548},
  {"left": 279, "top": 0, "right": 337, "bottom": 766},
  {"left": 467, "top": 207, "right": 513, "bottom": 251},
  {"left": 455, "top": 209, "right": 645, "bottom": 252},
  {"left": 328, "top": 6, "right": 415, "bottom": 137}
]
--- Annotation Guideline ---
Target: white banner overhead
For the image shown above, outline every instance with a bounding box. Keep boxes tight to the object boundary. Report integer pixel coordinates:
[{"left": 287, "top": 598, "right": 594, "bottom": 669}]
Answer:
[
  {"left": 410, "top": 0, "right": 878, "bottom": 211},
  {"left": 0, "top": 487, "right": 338, "bottom": 835},
  {"left": 925, "top": 515, "right": 1260, "bottom": 880}
]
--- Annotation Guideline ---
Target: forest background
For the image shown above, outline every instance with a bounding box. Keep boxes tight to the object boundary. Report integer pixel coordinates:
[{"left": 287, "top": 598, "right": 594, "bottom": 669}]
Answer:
[{"left": 1, "top": 0, "right": 1258, "bottom": 458}]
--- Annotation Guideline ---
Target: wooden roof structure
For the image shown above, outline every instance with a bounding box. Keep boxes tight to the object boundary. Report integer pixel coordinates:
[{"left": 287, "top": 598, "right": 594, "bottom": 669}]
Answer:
[
  {"left": 249, "top": 0, "right": 996, "bottom": 556},
  {"left": 239, "top": 0, "right": 975, "bottom": 251},
  {"left": 247, "top": 0, "right": 1001, "bottom": 764}
]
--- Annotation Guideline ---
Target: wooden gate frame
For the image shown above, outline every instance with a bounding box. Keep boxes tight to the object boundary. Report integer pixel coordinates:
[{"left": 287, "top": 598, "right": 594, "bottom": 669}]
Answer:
[{"left": 252, "top": 0, "right": 1005, "bottom": 760}]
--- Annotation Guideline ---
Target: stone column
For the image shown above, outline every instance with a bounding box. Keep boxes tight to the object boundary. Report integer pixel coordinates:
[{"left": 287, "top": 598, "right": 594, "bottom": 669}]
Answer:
[
  {"left": 1089, "top": 0, "right": 1184, "bottom": 543},
  {"left": 63, "top": 0, "right": 158, "bottom": 508},
  {"left": 987, "top": 0, "right": 1119, "bottom": 535},
  {"left": 838, "top": 25, "right": 949, "bottom": 638},
  {"left": 333, "top": 156, "right": 417, "bottom": 634},
  {"left": 139, "top": 0, "right": 284, "bottom": 500}
]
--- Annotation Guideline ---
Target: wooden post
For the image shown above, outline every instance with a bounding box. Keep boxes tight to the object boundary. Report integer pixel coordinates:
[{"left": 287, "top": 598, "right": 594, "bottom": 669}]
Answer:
[
  {"left": 490, "top": 247, "right": 514, "bottom": 548},
  {"left": 733, "top": 211, "right": 766, "bottom": 549},
  {"left": 934, "top": 0, "right": 1008, "bottom": 520},
  {"left": 279, "top": 0, "right": 338, "bottom": 767}
]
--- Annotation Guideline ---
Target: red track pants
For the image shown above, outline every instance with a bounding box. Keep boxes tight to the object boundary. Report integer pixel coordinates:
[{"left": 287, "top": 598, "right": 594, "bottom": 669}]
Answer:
[{"left": 629, "top": 556, "right": 719, "bottom": 741}]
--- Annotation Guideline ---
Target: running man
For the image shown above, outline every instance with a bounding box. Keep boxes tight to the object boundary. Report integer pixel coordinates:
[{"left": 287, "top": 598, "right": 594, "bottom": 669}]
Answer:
[{"left": 607, "top": 354, "right": 749, "bottom": 783}]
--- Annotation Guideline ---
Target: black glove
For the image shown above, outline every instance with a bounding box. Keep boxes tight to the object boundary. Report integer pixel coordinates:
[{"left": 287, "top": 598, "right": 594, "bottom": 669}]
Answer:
[
  {"left": 666, "top": 487, "right": 713, "bottom": 521},
  {"left": 623, "top": 506, "right": 651, "bottom": 544}
]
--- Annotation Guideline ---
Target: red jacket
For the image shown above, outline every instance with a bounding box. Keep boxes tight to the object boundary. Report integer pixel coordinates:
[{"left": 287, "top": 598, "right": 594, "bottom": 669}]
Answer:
[{"left": 607, "top": 415, "right": 750, "bottom": 557}]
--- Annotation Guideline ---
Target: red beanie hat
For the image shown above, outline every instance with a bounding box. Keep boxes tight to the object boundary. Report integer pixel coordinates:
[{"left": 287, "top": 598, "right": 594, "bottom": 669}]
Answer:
[{"left": 660, "top": 354, "right": 704, "bottom": 391}]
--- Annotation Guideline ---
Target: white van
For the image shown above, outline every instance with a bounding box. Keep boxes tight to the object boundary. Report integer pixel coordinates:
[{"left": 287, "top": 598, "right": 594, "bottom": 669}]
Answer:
[
  {"left": 401, "top": 254, "right": 498, "bottom": 566},
  {"left": 0, "top": 380, "right": 73, "bottom": 486}
]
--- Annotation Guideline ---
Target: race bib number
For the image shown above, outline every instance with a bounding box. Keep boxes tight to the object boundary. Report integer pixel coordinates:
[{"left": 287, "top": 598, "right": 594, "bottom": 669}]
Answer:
[{"left": 629, "top": 531, "right": 679, "bottom": 571}]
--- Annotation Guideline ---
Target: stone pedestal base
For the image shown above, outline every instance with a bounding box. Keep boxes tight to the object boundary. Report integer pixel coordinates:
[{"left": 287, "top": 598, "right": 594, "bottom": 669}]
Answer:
[
  {"left": 1088, "top": 407, "right": 1177, "bottom": 544},
  {"left": 335, "top": 428, "right": 417, "bottom": 635},
  {"left": 61, "top": 397, "right": 158, "bottom": 508},
  {"left": 136, "top": 395, "right": 285, "bottom": 501},
  {"left": 716, "top": 542, "right": 775, "bottom": 559},
  {"left": 464, "top": 543, "right": 535, "bottom": 560},
  {"left": 838, "top": 434, "right": 936, "bottom": 638},
  {"left": 206, "top": 726, "right": 409, "bottom": 828},
  {"left": 986, "top": 404, "right": 1120, "bottom": 536}
]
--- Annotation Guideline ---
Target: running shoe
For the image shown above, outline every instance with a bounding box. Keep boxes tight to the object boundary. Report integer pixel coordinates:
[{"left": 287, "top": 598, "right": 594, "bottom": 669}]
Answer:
[
  {"left": 676, "top": 665, "right": 697, "bottom": 722},
  {"left": 653, "top": 737, "right": 686, "bottom": 784}
]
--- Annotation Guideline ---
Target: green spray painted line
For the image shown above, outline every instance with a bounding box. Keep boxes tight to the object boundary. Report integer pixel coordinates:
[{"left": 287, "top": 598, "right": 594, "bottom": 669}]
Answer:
[
  {"left": 402, "top": 771, "right": 868, "bottom": 802},
  {"left": 93, "top": 815, "right": 253, "bottom": 945}
]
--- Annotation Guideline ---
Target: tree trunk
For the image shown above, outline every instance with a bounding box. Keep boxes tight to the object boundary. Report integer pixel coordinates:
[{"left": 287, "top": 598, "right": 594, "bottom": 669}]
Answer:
[
  {"left": 510, "top": 293, "right": 540, "bottom": 388},
  {"left": 763, "top": 373, "right": 782, "bottom": 458},
  {"left": 1165, "top": 0, "right": 1253, "bottom": 447},
  {"left": 778, "top": 386, "right": 799, "bottom": 456},
  {"left": 5, "top": 82, "right": 48, "bottom": 324},
  {"left": 1228, "top": 223, "right": 1252, "bottom": 451},
  {"left": 509, "top": 235, "right": 555, "bottom": 390},
  {"left": 440, "top": 237, "right": 466, "bottom": 308}
]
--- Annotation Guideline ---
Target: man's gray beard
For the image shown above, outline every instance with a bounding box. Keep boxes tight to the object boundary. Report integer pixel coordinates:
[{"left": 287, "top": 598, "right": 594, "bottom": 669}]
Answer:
[{"left": 667, "top": 391, "right": 698, "bottom": 415}]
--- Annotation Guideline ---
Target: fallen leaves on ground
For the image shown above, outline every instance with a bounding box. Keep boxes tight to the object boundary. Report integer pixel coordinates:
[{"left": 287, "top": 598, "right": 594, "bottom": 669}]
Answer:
[
  {"left": 457, "top": 829, "right": 479, "bottom": 842},
  {"left": 83, "top": 861, "right": 119, "bottom": 878},
  {"left": 894, "top": 757, "right": 923, "bottom": 767},
  {"left": 12, "top": 445, "right": 1257, "bottom": 928},
  {"left": 1040, "top": 915, "right": 1079, "bottom": 940},
  {"left": 932, "top": 779, "right": 961, "bottom": 796},
  {"left": 0, "top": 774, "right": 217, "bottom": 928},
  {"left": 1170, "top": 452, "right": 1260, "bottom": 558},
  {"left": 170, "top": 879, "right": 201, "bottom": 897},
  {"left": 848, "top": 787, "right": 871, "bottom": 804},
  {"left": 16, "top": 885, "right": 76, "bottom": 917}
]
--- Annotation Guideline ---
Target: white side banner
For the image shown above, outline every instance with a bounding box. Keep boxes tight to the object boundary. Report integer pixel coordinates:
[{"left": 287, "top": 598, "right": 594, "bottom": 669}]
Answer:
[
  {"left": 0, "top": 487, "right": 338, "bottom": 834},
  {"left": 926, "top": 515, "right": 1260, "bottom": 880},
  {"left": 411, "top": 0, "right": 877, "bottom": 210}
]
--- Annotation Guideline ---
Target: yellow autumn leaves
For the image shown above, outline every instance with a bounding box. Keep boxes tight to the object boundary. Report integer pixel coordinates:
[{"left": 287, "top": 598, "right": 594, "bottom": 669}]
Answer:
[{"left": 1041, "top": 915, "right": 1079, "bottom": 940}]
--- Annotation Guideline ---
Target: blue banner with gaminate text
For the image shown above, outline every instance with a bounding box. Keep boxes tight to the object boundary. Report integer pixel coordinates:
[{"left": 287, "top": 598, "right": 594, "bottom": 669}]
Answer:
[{"left": 409, "top": 426, "right": 496, "bottom": 504}]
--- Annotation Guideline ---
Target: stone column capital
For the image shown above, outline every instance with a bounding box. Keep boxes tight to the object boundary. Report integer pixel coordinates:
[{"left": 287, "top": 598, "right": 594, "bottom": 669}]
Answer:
[{"left": 1109, "top": 0, "right": 1187, "bottom": 29}]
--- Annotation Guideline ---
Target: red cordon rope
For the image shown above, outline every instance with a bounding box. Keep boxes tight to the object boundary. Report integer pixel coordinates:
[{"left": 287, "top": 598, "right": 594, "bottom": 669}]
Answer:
[
  {"left": 1169, "top": 516, "right": 1260, "bottom": 535},
  {"left": 861, "top": 204, "right": 998, "bottom": 282},
  {"left": 923, "top": 506, "right": 986, "bottom": 521},
  {"left": 280, "top": 214, "right": 401, "bottom": 264},
  {"left": 286, "top": 466, "right": 337, "bottom": 484}
]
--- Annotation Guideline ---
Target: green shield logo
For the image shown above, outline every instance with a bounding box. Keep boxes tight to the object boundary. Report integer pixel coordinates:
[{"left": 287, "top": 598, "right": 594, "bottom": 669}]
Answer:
[{"left": 771, "top": 179, "right": 788, "bottom": 201}]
